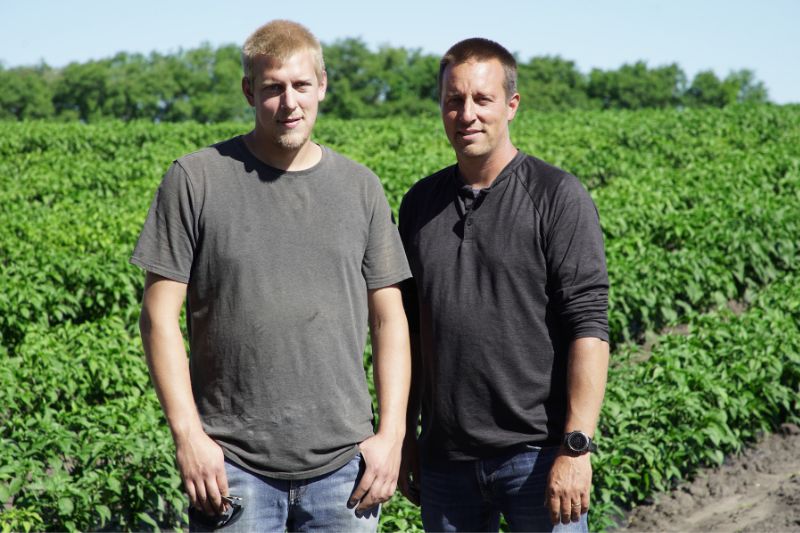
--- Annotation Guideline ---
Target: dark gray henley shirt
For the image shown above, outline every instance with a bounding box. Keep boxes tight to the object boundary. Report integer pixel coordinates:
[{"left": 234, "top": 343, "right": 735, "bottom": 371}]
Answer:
[{"left": 399, "top": 150, "right": 609, "bottom": 461}]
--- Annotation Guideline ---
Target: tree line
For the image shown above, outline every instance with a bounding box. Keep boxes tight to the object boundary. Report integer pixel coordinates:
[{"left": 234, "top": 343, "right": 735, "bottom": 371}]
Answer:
[{"left": 0, "top": 39, "right": 769, "bottom": 122}]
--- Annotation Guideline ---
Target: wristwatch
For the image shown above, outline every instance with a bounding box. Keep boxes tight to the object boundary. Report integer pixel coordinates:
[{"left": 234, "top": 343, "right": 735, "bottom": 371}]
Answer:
[{"left": 563, "top": 430, "right": 597, "bottom": 453}]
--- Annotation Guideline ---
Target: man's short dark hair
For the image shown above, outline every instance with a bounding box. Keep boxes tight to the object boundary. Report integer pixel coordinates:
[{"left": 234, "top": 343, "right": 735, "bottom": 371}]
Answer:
[{"left": 438, "top": 38, "right": 518, "bottom": 102}]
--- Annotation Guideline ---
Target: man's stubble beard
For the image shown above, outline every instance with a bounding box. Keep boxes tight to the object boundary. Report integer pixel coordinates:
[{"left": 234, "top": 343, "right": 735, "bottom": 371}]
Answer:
[
  {"left": 275, "top": 130, "right": 310, "bottom": 151},
  {"left": 455, "top": 141, "right": 491, "bottom": 159}
]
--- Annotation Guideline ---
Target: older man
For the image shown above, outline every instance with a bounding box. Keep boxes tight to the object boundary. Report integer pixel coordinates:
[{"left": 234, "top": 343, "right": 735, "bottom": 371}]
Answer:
[{"left": 398, "top": 38, "right": 610, "bottom": 532}]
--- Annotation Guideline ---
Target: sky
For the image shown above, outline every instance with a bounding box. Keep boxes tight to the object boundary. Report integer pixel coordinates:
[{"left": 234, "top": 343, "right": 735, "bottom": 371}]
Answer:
[{"left": 1, "top": 0, "right": 798, "bottom": 104}]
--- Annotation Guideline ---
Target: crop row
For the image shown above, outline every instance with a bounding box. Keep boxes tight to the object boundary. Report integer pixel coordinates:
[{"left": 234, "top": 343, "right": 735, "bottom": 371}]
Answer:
[
  {"left": 0, "top": 317, "right": 183, "bottom": 531},
  {"left": 601, "top": 145, "right": 800, "bottom": 342},
  {"left": 2, "top": 268, "right": 797, "bottom": 531},
  {"left": 2, "top": 107, "right": 798, "bottom": 353},
  {"left": 589, "top": 269, "right": 800, "bottom": 529},
  {"left": 1, "top": 106, "right": 792, "bottom": 205}
]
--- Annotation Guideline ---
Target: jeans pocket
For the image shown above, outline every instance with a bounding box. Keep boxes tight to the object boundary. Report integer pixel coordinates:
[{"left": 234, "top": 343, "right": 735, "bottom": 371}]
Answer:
[{"left": 355, "top": 451, "right": 367, "bottom": 480}]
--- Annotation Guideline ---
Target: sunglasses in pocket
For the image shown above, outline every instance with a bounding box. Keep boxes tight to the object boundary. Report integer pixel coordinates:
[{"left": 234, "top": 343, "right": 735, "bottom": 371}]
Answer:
[{"left": 188, "top": 495, "right": 244, "bottom": 530}]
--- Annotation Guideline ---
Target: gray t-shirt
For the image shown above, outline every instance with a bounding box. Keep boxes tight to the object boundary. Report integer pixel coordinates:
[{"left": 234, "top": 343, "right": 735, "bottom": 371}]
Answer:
[{"left": 131, "top": 137, "right": 411, "bottom": 479}]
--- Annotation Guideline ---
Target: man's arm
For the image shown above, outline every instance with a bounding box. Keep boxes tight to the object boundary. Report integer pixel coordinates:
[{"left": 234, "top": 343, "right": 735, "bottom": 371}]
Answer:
[
  {"left": 397, "top": 330, "right": 422, "bottom": 505},
  {"left": 397, "top": 276, "right": 422, "bottom": 504},
  {"left": 546, "top": 336, "right": 610, "bottom": 525},
  {"left": 139, "top": 272, "right": 228, "bottom": 517},
  {"left": 349, "top": 284, "right": 411, "bottom": 513}
]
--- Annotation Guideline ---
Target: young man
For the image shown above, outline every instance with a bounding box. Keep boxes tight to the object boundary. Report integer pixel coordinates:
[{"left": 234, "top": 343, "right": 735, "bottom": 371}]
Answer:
[
  {"left": 132, "top": 20, "right": 411, "bottom": 532},
  {"left": 398, "top": 38, "right": 610, "bottom": 532}
]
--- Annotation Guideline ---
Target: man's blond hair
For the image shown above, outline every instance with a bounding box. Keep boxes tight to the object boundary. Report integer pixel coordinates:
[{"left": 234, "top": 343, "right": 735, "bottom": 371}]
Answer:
[{"left": 241, "top": 20, "right": 325, "bottom": 82}]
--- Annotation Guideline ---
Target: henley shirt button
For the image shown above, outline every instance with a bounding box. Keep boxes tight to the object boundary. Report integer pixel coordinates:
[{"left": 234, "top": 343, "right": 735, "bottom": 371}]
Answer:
[{"left": 466, "top": 219, "right": 473, "bottom": 226}]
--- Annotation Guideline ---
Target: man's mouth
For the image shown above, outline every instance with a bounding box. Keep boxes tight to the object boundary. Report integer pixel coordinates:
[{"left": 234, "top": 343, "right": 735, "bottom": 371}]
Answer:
[
  {"left": 458, "top": 128, "right": 483, "bottom": 139},
  {"left": 280, "top": 116, "right": 303, "bottom": 128}
]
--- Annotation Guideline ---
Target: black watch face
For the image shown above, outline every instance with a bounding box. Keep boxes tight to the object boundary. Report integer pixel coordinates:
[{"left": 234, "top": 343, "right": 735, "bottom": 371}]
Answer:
[{"left": 567, "top": 432, "right": 589, "bottom": 452}]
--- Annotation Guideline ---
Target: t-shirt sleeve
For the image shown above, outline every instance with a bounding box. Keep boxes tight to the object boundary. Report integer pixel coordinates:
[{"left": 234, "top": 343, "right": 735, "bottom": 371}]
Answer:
[
  {"left": 362, "top": 175, "right": 412, "bottom": 290},
  {"left": 130, "top": 161, "right": 198, "bottom": 283},
  {"left": 544, "top": 175, "right": 609, "bottom": 342}
]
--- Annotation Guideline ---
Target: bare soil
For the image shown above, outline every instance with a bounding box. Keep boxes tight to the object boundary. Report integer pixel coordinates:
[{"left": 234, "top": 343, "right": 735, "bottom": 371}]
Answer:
[{"left": 613, "top": 424, "right": 800, "bottom": 533}]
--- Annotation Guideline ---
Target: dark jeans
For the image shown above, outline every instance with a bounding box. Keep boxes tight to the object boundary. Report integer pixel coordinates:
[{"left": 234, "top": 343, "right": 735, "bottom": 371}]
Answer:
[
  {"left": 420, "top": 445, "right": 589, "bottom": 532},
  {"left": 189, "top": 454, "right": 378, "bottom": 532}
]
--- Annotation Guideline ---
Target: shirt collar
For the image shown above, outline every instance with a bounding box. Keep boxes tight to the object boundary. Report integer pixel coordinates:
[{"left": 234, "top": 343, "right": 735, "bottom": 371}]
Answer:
[{"left": 452, "top": 149, "right": 526, "bottom": 193}]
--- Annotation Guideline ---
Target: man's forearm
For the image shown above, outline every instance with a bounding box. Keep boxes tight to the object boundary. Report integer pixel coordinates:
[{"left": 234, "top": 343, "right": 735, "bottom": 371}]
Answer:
[
  {"left": 139, "top": 273, "right": 229, "bottom": 515},
  {"left": 372, "top": 320, "right": 411, "bottom": 437},
  {"left": 349, "top": 286, "right": 412, "bottom": 511},
  {"left": 563, "top": 336, "right": 610, "bottom": 438},
  {"left": 546, "top": 336, "right": 609, "bottom": 524},
  {"left": 368, "top": 288, "right": 412, "bottom": 438},
  {"left": 140, "top": 310, "right": 205, "bottom": 443}
]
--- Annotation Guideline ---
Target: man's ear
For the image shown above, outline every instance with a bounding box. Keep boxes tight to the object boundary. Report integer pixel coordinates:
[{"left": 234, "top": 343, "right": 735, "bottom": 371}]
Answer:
[
  {"left": 507, "top": 92, "right": 520, "bottom": 122},
  {"left": 242, "top": 76, "right": 255, "bottom": 107},
  {"left": 318, "top": 70, "right": 328, "bottom": 102}
]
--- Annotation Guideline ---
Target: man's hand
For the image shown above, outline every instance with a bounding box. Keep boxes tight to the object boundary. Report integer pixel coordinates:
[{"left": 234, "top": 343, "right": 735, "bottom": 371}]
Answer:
[
  {"left": 176, "top": 429, "right": 229, "bottom": 517},
  {"left": 349, "top": 432, "right": 403, "bottom": 513},
  {"left": 398, "top": 434, "right": 420, "bottom": 505},
  {"left": 545, "top": 451, "right": 592, "bottom": 525}
]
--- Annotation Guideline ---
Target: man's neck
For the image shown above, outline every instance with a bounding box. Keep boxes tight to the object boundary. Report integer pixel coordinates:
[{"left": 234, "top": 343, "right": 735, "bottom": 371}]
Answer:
[
  {"left": 457, "top": 144, "right": 518, "bottom": 189},
  {"left": 244, "top": 131, "right": 322, "bottom": 171}
]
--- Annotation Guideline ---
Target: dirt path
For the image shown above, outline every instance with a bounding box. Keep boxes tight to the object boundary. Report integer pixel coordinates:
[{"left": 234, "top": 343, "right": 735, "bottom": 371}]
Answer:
[{"left": 613, "top": 424, "right": 800, "bottom": 532}]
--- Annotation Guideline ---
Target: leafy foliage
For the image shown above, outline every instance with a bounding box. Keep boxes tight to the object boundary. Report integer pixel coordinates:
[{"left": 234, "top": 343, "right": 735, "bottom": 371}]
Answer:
[
  {"left": 1, "top": 106, "right": 798, "bottom": 530},
  {"left": 591, "top": 273, "right": 800, "bottom": 530},
  {"left": 0, "top": 42, "right": 771, "bottom": 122},
  {"left": 0, "top": 319, "right": 184, "bottom": 531}
]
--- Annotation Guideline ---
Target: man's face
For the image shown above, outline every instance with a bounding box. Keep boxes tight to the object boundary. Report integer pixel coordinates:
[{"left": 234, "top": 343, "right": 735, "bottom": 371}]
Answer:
[
  {"left": 440, "top": 59, "right": 519, "bottom": 159},
  {"left": 244, "top": 50, "right": 326, "bottom": 152}
]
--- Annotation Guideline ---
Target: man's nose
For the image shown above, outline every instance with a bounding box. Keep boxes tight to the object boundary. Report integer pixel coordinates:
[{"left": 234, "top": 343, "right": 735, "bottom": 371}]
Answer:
[
  {"left": 459, "top": 98, "right": 476, "bottom": 123},
  {"left": 281, "top": 88, "right": 297, "bottom": 109}
]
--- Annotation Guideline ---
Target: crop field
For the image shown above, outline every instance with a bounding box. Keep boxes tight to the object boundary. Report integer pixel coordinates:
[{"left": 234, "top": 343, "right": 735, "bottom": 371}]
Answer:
[{"left": 1, "top": 105, "right": 799, "bottom": 531}]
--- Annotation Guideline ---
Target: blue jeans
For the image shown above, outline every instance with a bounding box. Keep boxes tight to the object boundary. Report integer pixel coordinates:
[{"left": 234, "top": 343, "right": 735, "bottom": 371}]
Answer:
[
  {"left": 420, "top": 445, "right": 589, "bottom": 532},
  {"left": 190, "top": 453, "right": 379, "bottom": 532}
]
